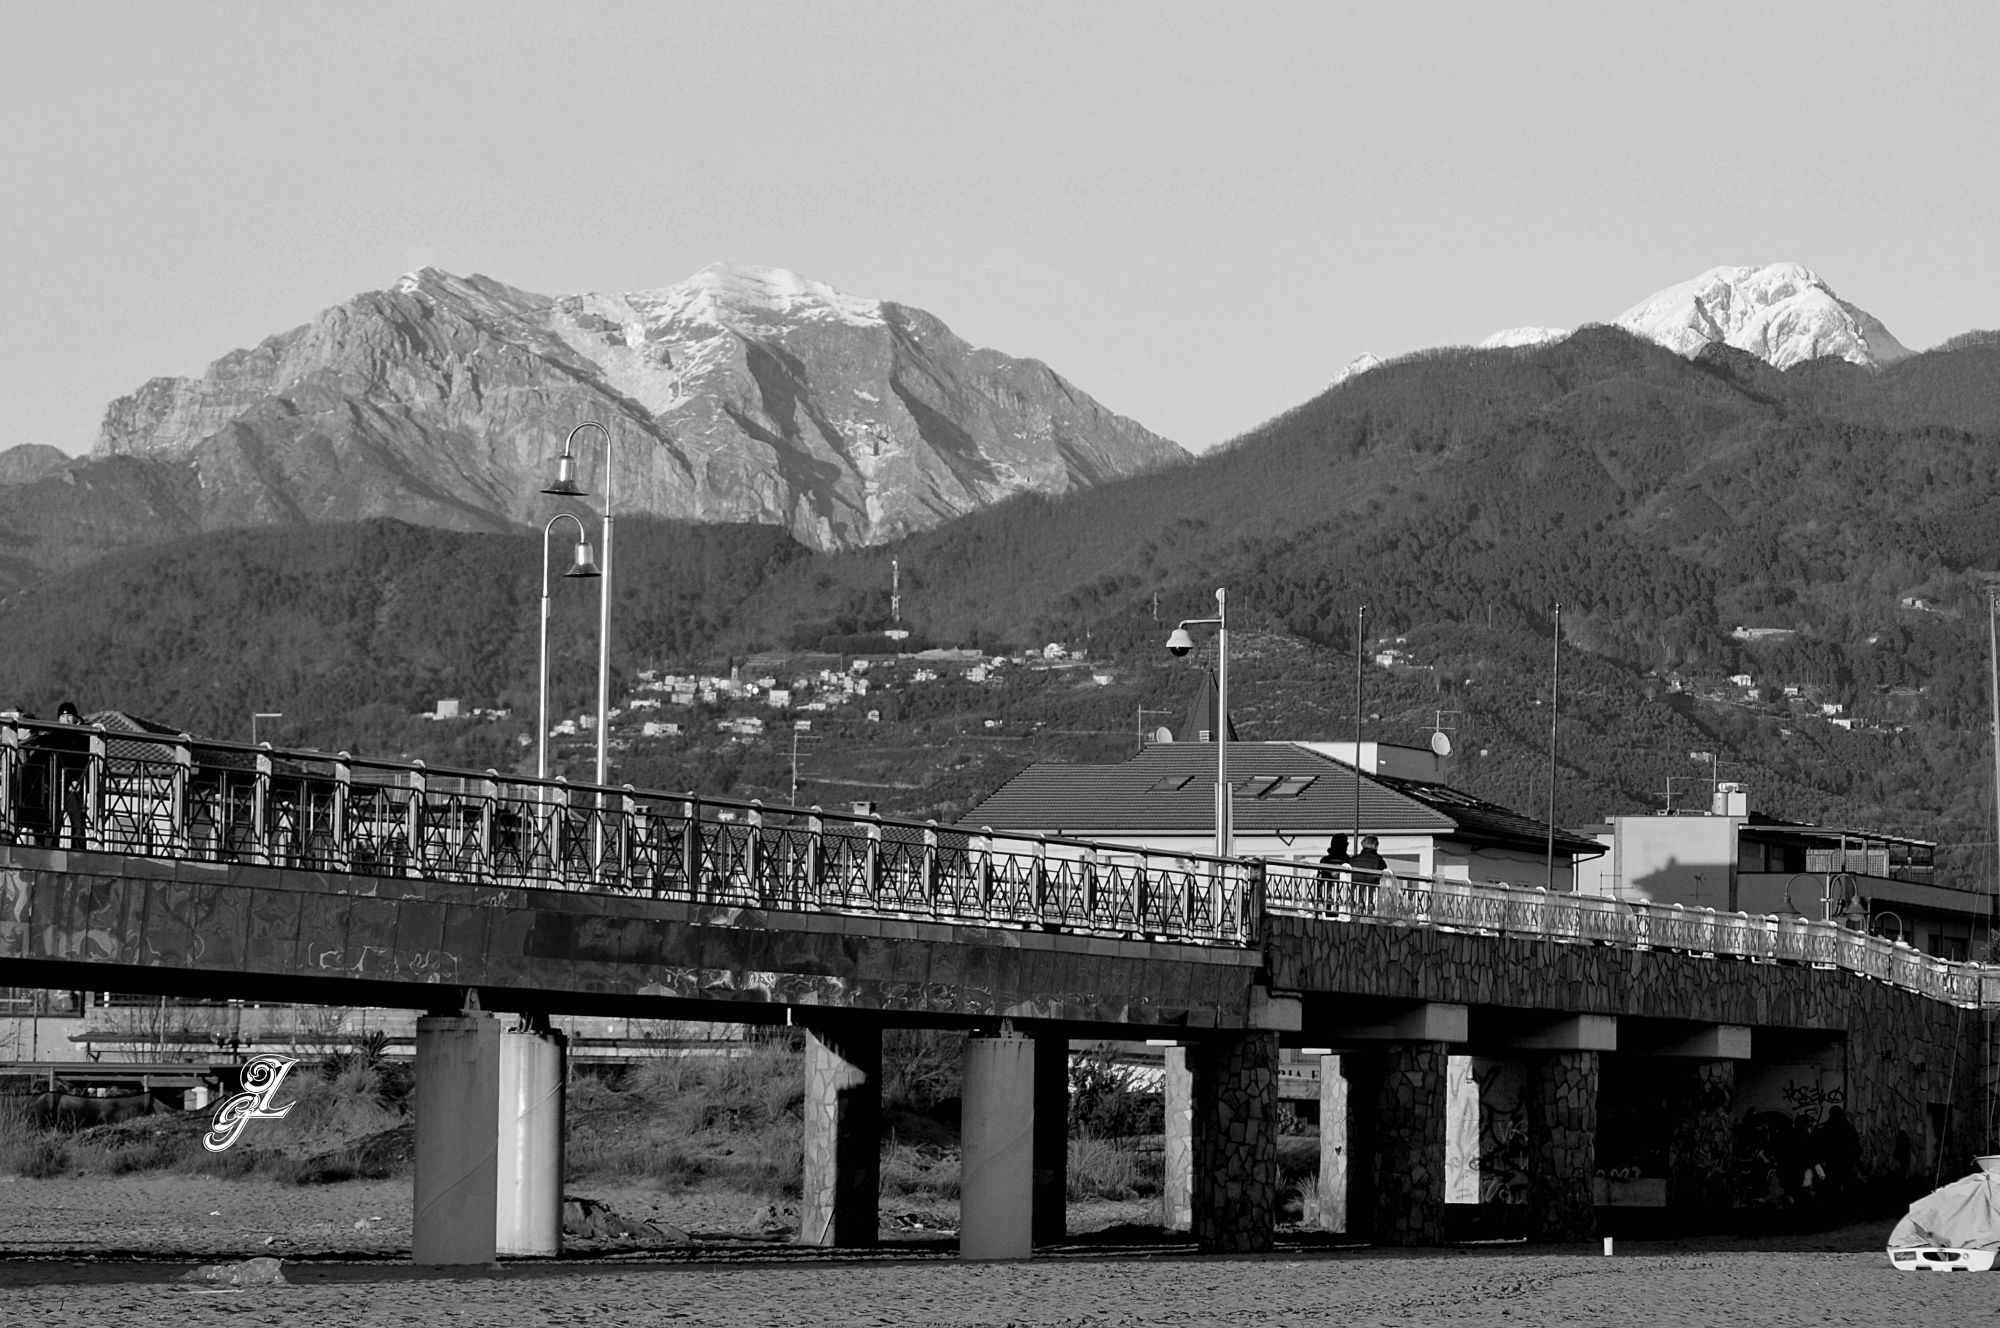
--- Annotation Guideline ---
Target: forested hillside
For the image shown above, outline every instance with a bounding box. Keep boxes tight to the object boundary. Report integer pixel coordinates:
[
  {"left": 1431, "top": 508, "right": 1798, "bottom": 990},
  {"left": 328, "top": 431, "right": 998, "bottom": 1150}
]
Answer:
[{"left": 5, "top": 326, "right": 2000, "bottom": 877}]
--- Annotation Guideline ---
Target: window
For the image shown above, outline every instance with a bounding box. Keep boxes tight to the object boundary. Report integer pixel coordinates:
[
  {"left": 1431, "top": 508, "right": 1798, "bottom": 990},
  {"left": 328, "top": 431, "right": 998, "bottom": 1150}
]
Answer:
[{"left": 1146, "top": 775, "right": 1194, "bottom": 792}]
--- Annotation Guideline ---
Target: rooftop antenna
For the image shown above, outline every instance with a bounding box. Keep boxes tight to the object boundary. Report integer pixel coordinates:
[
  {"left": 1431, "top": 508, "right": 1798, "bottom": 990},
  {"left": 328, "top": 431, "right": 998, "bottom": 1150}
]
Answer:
[
  {"left": 1137, "top": 705, "right": 1171, "bottom": 752},
  {"left": 891, "top": 557, "right": 902, "bottom": 626}
]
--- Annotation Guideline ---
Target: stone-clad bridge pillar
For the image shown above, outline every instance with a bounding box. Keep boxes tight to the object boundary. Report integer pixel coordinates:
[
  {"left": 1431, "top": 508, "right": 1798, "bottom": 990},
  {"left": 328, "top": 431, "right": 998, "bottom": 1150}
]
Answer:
[
  {"left": 1163, "top": 1032, "right": 1280, "bottom": 1252},
  {"left": 1371, "top": 1040, "right": 1450, "bottom": 1245},
  {"left": 1525, "top": 1050, "right": 1599, "bottom": 1242}
]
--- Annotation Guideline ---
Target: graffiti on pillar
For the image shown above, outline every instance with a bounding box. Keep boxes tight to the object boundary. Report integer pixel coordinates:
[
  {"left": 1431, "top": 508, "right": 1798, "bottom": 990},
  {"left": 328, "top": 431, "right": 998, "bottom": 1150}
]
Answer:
[
  {"left": 1780, "top": 1079, "right": 1845, "bottom": 1116},
  {"left": 1730, "top": 1059, "right": 1851, "bottom": 1209},
  {"left": 1445, "top": 1056, "right": 1528, "bottom": 1205}
]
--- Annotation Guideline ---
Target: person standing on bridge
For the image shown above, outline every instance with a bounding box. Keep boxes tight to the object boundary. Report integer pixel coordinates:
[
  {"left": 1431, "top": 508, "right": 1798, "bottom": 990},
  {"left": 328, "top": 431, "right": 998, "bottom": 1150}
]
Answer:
[
  {"left": 1316, "top": 834, "right": 1350, "bottom": 910},
  {"left": 48, "top": 701, "right": 90, "bottom": 850}
]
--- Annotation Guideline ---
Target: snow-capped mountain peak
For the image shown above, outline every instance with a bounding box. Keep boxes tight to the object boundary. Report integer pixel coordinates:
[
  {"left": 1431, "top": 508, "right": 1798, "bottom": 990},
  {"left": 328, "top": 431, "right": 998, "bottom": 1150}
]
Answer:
[
  {"left": 1330, "top": 352, "right": 1383, "bottom": 387},
  {"left": 653, "top": 263, "right": 886, "bottom": 332},
  {"left": 1479, "top": 327, "right": 1570, "bottom": 351},
  {"left": 1612, "top": 262, "right": 1912, "bottom": 369}
]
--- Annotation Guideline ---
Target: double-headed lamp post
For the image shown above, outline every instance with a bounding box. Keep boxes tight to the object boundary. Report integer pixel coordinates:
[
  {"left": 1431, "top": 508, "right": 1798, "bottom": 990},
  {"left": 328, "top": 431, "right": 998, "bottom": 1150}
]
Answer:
[
  {"left": 542, "top": 422, "right": 615, "bottom": 788},
  {"left": 536, "top": 512, "right": 601, "bottom": 781},
  {"left": 1165, "top": 587, "right": 1230, "bottom": 859}
]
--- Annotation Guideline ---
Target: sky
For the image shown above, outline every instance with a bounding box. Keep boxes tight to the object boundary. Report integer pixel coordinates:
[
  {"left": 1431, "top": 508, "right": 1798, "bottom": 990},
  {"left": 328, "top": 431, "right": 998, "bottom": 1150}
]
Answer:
[{"left": 6, "top": 2, "right": 1997, "bottom": 456}]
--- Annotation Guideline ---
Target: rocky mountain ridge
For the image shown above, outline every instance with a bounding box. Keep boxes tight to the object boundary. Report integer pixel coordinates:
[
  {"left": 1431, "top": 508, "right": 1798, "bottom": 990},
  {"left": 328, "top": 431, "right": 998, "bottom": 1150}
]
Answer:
[{"left": 84, "top": 264, "right": 1186, "bottom": 553}]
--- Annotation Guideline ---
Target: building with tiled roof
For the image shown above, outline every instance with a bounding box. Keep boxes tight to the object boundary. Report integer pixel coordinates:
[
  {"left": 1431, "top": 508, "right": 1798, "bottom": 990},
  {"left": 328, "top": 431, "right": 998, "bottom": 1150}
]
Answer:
[{"left": 960, "top": 739, "right": 1600, "bottom": 888}]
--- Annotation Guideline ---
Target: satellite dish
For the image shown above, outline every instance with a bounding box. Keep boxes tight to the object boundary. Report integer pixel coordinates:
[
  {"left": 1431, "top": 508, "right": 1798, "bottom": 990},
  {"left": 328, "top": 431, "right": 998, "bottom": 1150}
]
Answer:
[
  {"left": 1154, "top": 727, "right": 1175, "bottom": 744},
  {"left": 1430, "top": 730, "right": 1452, "bottom": 757}
]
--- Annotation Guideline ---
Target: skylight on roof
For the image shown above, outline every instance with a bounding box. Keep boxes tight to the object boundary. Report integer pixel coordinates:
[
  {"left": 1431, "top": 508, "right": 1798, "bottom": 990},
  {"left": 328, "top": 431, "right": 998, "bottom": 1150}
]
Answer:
[
  {"left": 1146, "top": 775, "right": 1195, "bottom": 792},
  {"left": 1261, "top": 775, "right": 1316, "bottom": 799}
]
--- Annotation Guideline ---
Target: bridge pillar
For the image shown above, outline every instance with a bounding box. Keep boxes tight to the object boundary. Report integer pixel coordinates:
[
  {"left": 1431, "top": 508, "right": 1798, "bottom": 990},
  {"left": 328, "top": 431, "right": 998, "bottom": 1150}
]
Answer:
[
  {"left": 496, "top": 1025, "right": 567, "bottom": 1257},
  {"left": 1665, "top": 1060, "right": 1736, "bottom": 1225},
  {"left": 1191, "top": 1031, "right": 1280, "bottom": 1253},
  {"left": 1371, "top": 1040, "right": 1448, "bottom": 1245},
  {"left": 413, "top": 1013, "right": 500, "bottom": 1266},
  {"left": 800, "top": 1021, "right": 881, "bottom": 1247},
  {"left": 961, "top": 1032, "right": 1035, "bottom": 1259},
  {"left": 1032, "top": 1034, "right": 1069, "bottom": 1246},
  {"left": 1316, "top": 1052, "right": 1378, "bottom": 1236},
  {"left": 1162, "top": 1045, "right": 1193, "bottom": 1231},
  {"left": 1525, "top": 1050, "right": 1600, "bottom": 1242}
]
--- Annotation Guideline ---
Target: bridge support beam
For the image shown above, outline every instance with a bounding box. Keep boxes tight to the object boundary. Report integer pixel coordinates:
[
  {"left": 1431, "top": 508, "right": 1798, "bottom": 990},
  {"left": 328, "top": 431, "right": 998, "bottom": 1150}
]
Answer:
[
  {"left": 496, "top": 1025, "right": 567, "bottom": 1257},
  {"left": 1526, "top": 1050, "right": 1600, "bottom": 1242},
  {"left": 961, "top": 1032, "right": 1035, "bottom": 1259},
  {"left": 800, "top": 1021, "right": 881, "bottom": 1247},
  {"left": 1371, "top": 1040, "right": 1448, "bottom": 1245},
  {"left": 413, "top": 1013, "right": 500, "bottom": 1266},
  {"left": 1032, "top": 1034, "right": 1069, "bottom": 1246}
]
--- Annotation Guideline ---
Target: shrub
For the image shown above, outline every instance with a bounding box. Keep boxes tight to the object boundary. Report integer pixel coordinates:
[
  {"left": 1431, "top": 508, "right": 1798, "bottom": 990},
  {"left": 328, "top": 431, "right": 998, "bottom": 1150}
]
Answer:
[{"left": 1067, "top": 1045, "right": 1162, "bottom": 1139}]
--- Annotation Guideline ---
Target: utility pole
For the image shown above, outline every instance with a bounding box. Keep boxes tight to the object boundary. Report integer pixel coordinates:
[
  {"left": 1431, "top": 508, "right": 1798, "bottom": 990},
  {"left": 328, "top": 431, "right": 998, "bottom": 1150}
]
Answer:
[
  {"left": 1354, "top": 604, "right": 1368, "bottom": 845},
  {"left": 1546, "top": 602, "right": 1562, "bottom": 892}
]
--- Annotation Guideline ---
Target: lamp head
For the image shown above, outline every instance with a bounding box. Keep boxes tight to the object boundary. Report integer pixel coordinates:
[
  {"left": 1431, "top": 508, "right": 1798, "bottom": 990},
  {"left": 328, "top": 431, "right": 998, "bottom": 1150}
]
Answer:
[
  {"left": 1164, "top": 626, "right": 1195, "bottom": 657},
  {"left": 565, "top": 538, "right": 603, "bottom": 578},
  {"left": 542, "top": 453, "right": 587, "bottom": 497}
]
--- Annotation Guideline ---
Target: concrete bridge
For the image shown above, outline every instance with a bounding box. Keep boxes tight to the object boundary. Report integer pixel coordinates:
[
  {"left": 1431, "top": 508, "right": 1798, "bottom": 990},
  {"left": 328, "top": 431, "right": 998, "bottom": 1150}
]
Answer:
[{"left": 2, "top": 717, "right": 1995, "bottom": 1260}]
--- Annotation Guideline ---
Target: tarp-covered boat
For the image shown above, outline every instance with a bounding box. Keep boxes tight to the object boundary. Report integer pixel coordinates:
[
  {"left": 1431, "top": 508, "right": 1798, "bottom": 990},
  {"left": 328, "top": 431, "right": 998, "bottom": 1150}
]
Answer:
[{"left": 1887, "top": 1163, "right": 2000, "bottom": 1271}]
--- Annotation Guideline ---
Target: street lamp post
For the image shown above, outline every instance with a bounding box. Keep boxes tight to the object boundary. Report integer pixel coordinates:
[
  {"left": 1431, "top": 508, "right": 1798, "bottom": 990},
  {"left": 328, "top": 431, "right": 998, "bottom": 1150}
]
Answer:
[
  {"left": 535, "top": 513, "right": 602, "bottom": 781},
  {"left": 1165, "top": 587, "right": 1230, "bottom": 858},
  {"left": 542, "top": 422, "right": 615, "bottom": 789}
]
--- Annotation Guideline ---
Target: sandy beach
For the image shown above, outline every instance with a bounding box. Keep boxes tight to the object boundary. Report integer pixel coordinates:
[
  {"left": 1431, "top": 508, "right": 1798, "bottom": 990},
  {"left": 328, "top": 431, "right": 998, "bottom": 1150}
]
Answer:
[{"left": 0, "top": 1174, "right": 1985, "bottom": 1327}]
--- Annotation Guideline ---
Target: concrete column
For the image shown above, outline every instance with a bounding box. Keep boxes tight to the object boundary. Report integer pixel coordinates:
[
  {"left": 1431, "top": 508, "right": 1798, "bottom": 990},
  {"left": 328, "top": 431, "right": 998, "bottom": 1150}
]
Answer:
[
  {"left": 1525, "top": 1050, "right": 1600, "bottom": 1242},
  {"left": 1666, "top": 1059, "right": 1736, "bottom": 1227},
  {"left": 1162, "top": 1045, "right": 1193, "bottom": 1231},
  {"left": 496, "top": 1026, "right": 567, "bottom": 1257},
  {"left": 800, "top": 1022, "right": 881, "bottom": 1247},
  {"left": 414, "top": 1013, "right": 500, "bottom": 1265},
  {"left": 1372, "top": 1040, "right": 1448, "bottom": 1246},
  {"left": 1032, "top": 1034, "right": 1070, "bottom": 1246},
  {"left": 1191, "top": 1031, "right": 1279, "bottom": 1254},
  {"left": 961, "top": 1032, "right": 1036, "bottom": 1260}
]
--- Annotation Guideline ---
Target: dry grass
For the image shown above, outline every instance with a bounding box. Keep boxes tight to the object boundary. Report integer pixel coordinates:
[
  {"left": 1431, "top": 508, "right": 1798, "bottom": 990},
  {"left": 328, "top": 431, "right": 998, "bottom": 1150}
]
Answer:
[{"left": 565, "top": 1045, "right": 806, "bottom": 1201}]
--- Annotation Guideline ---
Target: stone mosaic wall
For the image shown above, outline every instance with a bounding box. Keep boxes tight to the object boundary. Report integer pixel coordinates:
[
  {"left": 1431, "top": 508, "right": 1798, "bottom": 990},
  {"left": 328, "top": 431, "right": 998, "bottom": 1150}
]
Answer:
[
  {"left": 1525, "top": 1051, "right": 1598, "bottom": 1241},
  {"left": 1371, "top": 1041, "right": 1447, "bottom": 1246},
  {"left": 1190, "top": 1032, "right": 1279, "bottom": 1253}
]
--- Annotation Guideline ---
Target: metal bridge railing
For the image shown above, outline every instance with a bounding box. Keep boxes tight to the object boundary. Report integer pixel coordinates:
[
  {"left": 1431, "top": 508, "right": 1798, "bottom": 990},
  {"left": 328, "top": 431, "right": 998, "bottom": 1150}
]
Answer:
[
  {"left": 2, "top": 718, "right": 1994, "bottom": 1003},
  {"left": 0, "top": 719, "right": 1257, "bottom": 945}
]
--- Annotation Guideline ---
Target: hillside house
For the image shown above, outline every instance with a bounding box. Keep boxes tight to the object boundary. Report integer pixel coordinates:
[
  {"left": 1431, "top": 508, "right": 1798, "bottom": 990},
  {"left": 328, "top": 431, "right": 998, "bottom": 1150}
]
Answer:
[{"left": 1573, "top": 787, "right": 1988, "bottom": 959}]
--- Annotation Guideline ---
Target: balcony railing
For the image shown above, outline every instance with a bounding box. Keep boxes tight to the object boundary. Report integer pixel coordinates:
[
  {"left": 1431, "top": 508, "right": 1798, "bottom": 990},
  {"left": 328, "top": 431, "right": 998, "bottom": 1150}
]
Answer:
[{"left": 3, "top": 718, "right": 1996, "bottom": 1006}]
